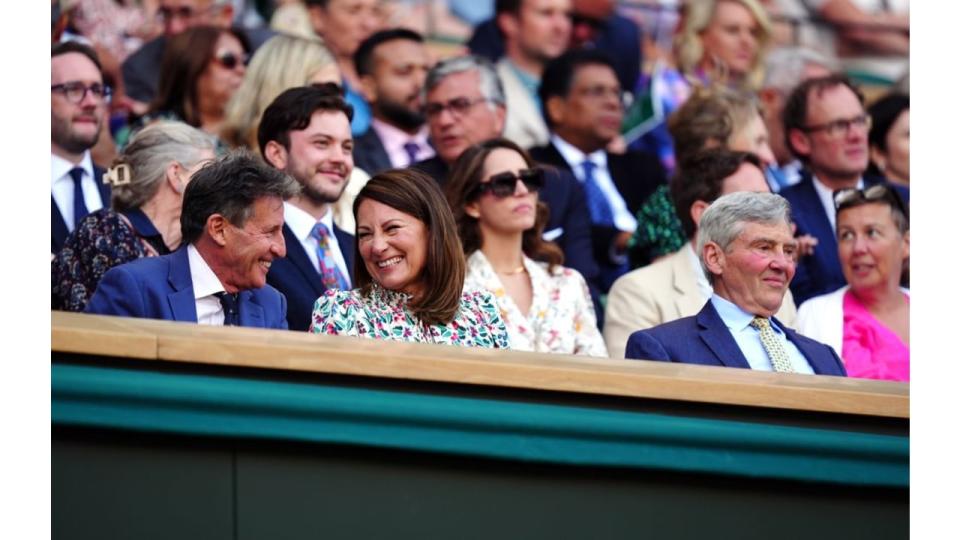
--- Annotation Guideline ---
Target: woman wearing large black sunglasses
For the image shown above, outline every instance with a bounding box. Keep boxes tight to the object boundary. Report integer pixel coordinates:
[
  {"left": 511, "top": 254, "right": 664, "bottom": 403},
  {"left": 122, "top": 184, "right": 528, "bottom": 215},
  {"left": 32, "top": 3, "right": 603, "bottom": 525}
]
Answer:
[{"left": 445, "top": 139, "right": 608, "bottom": 357}]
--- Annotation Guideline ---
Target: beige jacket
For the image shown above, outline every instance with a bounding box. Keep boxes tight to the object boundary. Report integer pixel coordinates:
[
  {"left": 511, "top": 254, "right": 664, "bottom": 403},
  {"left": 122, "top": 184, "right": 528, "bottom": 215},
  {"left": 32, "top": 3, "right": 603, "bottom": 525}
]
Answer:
[
  {"left": 496, "top": 58, "right": 549, "bottom": 150},
  {"left": 603, "top": 243, "right": 798, "bottom": 359}
]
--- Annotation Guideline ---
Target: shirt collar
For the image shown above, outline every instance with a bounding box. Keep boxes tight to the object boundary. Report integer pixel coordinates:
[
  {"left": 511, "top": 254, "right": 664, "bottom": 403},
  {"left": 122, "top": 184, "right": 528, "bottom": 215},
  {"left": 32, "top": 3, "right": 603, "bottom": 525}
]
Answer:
[
  {"left": 371, "top": 118, "right": 431, "bottom": 154},
  {"left": 51, "top": 151, "right": 94, "bottom": 189},
  {"left": 811, "top": 174, "right": 864, "bottom": 229},
  {"left": 709, "top": 293, "right": 785, "bottom": 335},
  {"left": 284, "top": 201, "right": 334, "bottom": 242},
  {"left": 551, "top": 134, "right": 606, "bottom": 170},
  {"left": 187, "top": 244, "right": 227, "bottom": 300},
  {"left": 503, "top": 59, "right": 541, "bottom": 94}
]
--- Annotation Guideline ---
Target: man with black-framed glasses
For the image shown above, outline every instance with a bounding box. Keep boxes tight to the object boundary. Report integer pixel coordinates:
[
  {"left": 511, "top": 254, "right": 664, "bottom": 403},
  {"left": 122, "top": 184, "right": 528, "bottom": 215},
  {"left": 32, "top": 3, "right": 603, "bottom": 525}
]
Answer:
[
  {"left": 781, "top": 74, "right": 909, "bottom": 305},
  {"left": 51, "top": 41, "right": 112, "bottom": 254}
]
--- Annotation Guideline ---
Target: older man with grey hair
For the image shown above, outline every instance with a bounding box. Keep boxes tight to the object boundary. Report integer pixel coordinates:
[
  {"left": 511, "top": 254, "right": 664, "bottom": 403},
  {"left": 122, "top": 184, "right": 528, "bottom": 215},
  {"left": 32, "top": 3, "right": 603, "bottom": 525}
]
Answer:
[{"left": 625, "top": 192, "right": 846, "bottom": 376}]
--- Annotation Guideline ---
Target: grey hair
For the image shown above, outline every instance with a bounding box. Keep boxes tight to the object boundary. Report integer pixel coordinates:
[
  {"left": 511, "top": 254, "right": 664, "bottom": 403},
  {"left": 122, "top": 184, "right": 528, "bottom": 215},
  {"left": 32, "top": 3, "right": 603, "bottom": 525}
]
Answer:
[
  {"left": 110, "top": 121, "right": 216, "bottom": 212},
  {"left": 423, "top": 54, "right": 505, "bottom": 108},
  {"left": 697, "top": 192, "right": 793, "bottom": 284},
  {"left": 762, "top": 47, "right": 838, "bottom": 92}
]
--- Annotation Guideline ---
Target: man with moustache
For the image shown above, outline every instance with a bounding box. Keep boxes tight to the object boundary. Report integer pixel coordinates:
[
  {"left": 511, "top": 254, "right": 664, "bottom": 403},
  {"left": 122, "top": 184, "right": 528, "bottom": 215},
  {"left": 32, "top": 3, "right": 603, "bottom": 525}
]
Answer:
[
  {"left": 625, "top": 192, "right": 846, "bottom": 376},
  {"left": 352, "top": 29, "right": 434, "bottom": 175},
  {"left": 51, "top": 41, "right": 112, "bottom": 253},
  {"left": 780, "top": 74, "right": 909, "bottom": 304},
  {"left": 495, "top": 0, "right": 573, "bottom": 149},
  {"left": 259, "top": 84, "right": 357, "bottom": 331}
]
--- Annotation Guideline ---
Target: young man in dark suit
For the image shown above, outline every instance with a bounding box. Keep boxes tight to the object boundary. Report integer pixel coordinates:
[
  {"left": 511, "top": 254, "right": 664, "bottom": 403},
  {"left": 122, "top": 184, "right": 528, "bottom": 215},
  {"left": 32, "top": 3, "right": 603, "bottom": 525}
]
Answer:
[
  {"left": 259, "top": 85, "right": 357, "bottom": 331},
  {"left": 626, "top": 192, "right": 846, "bottom": 376}
]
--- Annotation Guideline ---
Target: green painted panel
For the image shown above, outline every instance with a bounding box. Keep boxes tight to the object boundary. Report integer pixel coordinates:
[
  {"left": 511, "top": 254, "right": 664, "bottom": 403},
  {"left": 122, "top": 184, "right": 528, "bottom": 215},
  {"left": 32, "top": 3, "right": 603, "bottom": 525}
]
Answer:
[{"left": 51, "top": 363, "right": 908, "bottom": 487}]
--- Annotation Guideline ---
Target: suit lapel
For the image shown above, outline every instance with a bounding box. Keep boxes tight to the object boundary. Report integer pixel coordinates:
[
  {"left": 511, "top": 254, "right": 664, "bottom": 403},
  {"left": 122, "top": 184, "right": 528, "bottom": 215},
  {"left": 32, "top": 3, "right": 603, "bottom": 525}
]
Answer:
[
  {"left": 356, "top": 130, "right": 392, "bottom": 172},
  {"left": 697, "top": 302, "right": 751, "bottom": 369},
  {"left": 238, "top": 290, "right": 264, "bottom": 328},
  {"left": 780, "top": 322, "right": 836, "bottom": 375},
  {"left": 52, "top": 196, "right": 69, "bottom": 252},
  {"left": 167, "top": 248, "right": 198, "bottom": 322},
  {"left": 94, "top": 166, "right": 111, "bottom": 206},
  {"left": 282, "top": 224, "right": 326, "bottom": 296},
  {"left": 333, "top": 226, "right": 355, "bottom": 283}
]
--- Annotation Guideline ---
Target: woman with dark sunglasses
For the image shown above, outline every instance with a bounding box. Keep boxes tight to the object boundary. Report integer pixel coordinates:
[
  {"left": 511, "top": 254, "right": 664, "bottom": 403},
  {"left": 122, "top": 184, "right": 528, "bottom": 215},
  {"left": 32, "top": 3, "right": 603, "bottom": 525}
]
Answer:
[
  {"left": 795, "top": 185, "right": 909, "bottom": 382},
  {"left": 445, "top": 139, "right": 607, "bottom": 357}
]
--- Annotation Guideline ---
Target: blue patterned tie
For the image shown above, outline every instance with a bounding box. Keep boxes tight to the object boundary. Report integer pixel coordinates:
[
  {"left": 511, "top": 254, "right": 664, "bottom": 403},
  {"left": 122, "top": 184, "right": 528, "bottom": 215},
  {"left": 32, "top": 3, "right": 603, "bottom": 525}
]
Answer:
[
  {"left": 311, "top": 222, "right": 349, "bottom": 290},
  {"left": 69, "top": 167, "right": 89, "bottom": 228},
  {"left": 402, "top": 141, "right": 420, "bottom": 166},
  {"left": 580, "top": 160, "right": 615, "bottom": 227}
]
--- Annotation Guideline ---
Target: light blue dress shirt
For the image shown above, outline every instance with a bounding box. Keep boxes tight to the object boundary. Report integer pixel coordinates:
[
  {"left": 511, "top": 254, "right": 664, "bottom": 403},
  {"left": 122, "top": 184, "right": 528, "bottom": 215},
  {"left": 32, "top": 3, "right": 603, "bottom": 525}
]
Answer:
[{"left": 709, "top": 294, "right": 814, "bottom": 374}]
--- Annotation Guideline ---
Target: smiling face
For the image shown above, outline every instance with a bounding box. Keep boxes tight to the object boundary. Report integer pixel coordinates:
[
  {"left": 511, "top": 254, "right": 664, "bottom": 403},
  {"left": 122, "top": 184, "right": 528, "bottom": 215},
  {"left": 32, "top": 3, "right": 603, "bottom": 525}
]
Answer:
[
  {"left": 705, "top": 220, "right": 797, "bottom": 317},
  {"left": 220, "top": 195, "right": 287, "bottom": 292},
  {"left": 51, "top": 52, "right": 105, "bottom": 159},
  {"left": 467, "top": 148, "right": 539, "bottom": 237},
  {"left": 356, "top": 198, "right": 429, "bottom": 298},
  {"left": 699, "top": 0, "right": 760, "bottom": 78},
  {"left": 276, "top": 110, "right": 354, "bottom": 207},
  {"left": 837, "top": 202, "right": 908, "bottom": 294}
]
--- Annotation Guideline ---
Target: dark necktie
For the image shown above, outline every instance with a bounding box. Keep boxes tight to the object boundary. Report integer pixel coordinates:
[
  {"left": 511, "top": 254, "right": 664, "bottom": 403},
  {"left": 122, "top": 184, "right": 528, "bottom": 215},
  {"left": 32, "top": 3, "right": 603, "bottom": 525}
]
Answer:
[
  {"left": 215, "top": 292, "right": 240, "bottom": 326},
  {"left": 581, "top": 160, "right": 615, "bottom": 227},
  {"left": 402, "top": 141, "right": 420, "bottom": 166},
  {"left": 69, "top": 167, "right": 89, "bottom": 228}
]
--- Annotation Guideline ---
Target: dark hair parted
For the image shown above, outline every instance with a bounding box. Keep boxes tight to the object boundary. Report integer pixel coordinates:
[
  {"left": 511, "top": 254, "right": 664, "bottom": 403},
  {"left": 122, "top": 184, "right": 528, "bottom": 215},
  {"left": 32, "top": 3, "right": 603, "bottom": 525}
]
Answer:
[
  {"left": 445, "top": 138, "right": 564, "bottom": 270},
  {"left": 52, "top": 40, "right": 103, "bottom": 75},
  {"left": 782, "top": 73, "right": 864, "bottom": 161},
  {"left": 354, "top": 28, "right": 424, "bottom": 77},
  {"left": 353, "top": 169, "right": 466, "bottom": 326},
  {"left": 539, "top": 48, "right": 618, "bottom": 129},
  {"left": 867, "top": 92, "right": 909, "bottom": 154},
  {"left": 180, "top": 150, "right": 300, "bottom": 245},
  {"left": 671, "top": 149, "right": 765, "bottom": 240},
  {"left": 257, "top": 83, "right": 353, "bottom": 160},
  {"left": 151, "top": 26, "right": 250, "bottom": 126}
]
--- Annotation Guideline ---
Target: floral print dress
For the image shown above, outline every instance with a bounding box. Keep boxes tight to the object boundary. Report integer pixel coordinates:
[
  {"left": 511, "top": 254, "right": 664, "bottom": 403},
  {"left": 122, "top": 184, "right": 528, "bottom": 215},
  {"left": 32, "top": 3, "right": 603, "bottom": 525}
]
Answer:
[
  {"left": 464, "top": 251, "right": 608, "bottom": 357},
  {"left": 310, "top": 284, "right": 510, "bottom": 349}
]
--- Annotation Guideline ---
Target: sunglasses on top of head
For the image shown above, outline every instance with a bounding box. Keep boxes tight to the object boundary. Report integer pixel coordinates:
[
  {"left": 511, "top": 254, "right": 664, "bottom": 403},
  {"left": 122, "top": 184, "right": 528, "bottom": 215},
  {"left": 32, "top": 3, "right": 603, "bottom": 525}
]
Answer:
[{"left": 470, "top": 168, "right": 545, "bottom": 199}]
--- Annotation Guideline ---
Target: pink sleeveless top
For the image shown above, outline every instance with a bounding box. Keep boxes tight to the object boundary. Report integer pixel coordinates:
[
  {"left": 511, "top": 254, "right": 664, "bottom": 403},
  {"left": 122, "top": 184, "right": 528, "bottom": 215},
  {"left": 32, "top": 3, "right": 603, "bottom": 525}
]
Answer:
[{"left": 841, "top": 290, "right": 910, "bottom": 382}]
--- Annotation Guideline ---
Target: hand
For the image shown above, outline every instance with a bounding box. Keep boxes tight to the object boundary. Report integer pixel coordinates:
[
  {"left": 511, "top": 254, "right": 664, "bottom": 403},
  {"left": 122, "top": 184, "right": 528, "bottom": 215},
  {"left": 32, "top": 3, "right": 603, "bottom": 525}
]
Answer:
[{"left": 795, "top": 234, "right": 818, "bottom": 260}]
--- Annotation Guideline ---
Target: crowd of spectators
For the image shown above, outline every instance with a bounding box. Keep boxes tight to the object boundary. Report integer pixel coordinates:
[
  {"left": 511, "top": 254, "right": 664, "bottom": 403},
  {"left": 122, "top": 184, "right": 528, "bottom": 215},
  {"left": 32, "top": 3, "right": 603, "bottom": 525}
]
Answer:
[{"left": 52, "top": 0, "right": 909, "bottom": 382}]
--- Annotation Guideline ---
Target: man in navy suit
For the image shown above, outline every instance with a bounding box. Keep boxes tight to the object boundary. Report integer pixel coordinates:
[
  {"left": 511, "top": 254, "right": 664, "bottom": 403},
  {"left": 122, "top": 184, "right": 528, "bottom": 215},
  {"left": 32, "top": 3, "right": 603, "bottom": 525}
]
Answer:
[
  {"left": 259, "top": 85, "right": 357, "bottom": 331},
  {"left": 780, "top": 74, "right": 909, "bottom": 304},
  {"left": 352, "top": 29, "right": 434, "bottom": 175},
  {"left": 86, "top": 151, "right": 299, "bottom": 329},
  {"left": 626, "top": 192, "right": 846, "bottom": 376},
  {"left": 51, "top": 41, "right": 111, "bottom": 253}
]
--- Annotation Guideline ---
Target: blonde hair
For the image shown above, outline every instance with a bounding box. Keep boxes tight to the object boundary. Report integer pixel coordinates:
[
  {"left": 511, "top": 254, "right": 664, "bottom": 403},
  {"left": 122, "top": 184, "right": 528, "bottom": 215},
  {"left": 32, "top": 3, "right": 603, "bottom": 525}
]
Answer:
[
  {"left": 667, "top": 84, "right": 763, "bottom": 166},
  {"left": 220, "top": 33, "right": 338, "bottom": 152},
  {"left": 674, "top": 0, "right": 772, "bottom": 91}
]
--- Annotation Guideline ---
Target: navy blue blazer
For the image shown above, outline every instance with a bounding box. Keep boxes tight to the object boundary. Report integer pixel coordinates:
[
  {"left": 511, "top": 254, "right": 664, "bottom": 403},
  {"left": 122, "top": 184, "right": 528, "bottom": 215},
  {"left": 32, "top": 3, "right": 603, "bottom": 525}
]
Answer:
[
  {"left": 266, "top": 223, "right": 355, "bottom": 332},
  {"left": 780, "top": 172, "right": 909, "bottom": 305},
  {"left": 52, "top": 165, "right": 110, "bottom": 253},
  {"left": 625, "top": 300, "right": 846, "bottom": 376},
  {"left": 85, "top": 247, "right": 288, "bottom": 329},
  {"left": 353, "top": 128, "right": 394, "bottom": 176}
]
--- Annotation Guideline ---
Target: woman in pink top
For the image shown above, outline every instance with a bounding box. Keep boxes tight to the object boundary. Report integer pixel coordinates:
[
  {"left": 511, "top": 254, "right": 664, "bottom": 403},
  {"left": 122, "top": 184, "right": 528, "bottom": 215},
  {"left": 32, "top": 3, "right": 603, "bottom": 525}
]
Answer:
[{"left": 796, "top": 185, "right": 909, "bottom": 381}]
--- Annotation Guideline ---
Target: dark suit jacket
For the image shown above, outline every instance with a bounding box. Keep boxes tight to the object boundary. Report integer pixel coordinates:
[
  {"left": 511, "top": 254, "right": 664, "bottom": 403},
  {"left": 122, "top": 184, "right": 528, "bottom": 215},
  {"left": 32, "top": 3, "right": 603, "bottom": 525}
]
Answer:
[
  {"left": 266, "top": 223, "right": 355, "bottom": 332},
  {"left": 52, "top": 165, "right": 110, "bottom": 253},
  {"left": 412, "top": 154, "right": 603, "bottom": 325},
  {"left": 466, "top": 14, "right": 642, "bottom": 90},
  {"left": 625, "top": 301, "right": 847, "bottom": 376},
  {"left": 85, "top": 247, "right": 288, "bottom": 329},
  {"left": 780, "top": 172, "right": 910, "bottom": 305},
  {"left": 353, "top": 128, "right": 394, "bottom": 176},
  {"left": 529, "top": 143, "right": 666, "bottom": 267}
]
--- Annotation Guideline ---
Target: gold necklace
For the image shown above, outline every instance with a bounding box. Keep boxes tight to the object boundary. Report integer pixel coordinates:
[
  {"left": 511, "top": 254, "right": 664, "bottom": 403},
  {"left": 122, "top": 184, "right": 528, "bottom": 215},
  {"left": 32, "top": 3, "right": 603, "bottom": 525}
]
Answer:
[{"left": 495, "top": 265, "right": 526, "bottom": 276}]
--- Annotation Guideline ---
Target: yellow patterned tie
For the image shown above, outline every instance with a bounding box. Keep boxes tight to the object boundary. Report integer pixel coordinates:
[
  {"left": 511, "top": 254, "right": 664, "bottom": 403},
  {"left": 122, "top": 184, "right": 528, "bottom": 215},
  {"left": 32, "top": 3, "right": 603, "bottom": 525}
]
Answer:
[{"left": 749, "top": 317, "right": 795, "bottom": 373}]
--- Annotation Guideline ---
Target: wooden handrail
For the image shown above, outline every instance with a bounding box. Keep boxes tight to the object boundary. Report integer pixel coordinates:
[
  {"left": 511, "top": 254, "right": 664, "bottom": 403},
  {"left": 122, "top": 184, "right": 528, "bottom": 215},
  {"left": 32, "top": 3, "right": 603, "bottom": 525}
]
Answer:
[{"left": 52, "top": 311, "right": 908, "bottom": 418}]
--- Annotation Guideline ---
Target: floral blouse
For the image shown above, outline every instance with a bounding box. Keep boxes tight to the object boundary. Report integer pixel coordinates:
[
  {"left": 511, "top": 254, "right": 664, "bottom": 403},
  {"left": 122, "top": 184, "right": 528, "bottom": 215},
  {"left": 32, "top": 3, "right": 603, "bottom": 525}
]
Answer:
[
  {"left": 310, "top": 284, "right": 510, "bottom": 349},
  {"left": 464, "top": 251, "right": 608, "bottom": 357}
]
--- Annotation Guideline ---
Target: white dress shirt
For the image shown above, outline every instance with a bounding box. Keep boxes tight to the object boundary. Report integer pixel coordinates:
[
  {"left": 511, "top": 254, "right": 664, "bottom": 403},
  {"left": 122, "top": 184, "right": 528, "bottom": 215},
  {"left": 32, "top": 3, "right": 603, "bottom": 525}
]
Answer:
[
  {"left": 51, "top": 152, "right": 105, "bottom": 232},
  {"left": 812, "top": 175, "right": 864, "bottom": 231},
  {"left": 283, "top": 202, "right": 352, "bottom": 287},
  {"left": 187, "top": 244, "right": 228, "bottom": 326},
  {"left": 550, "top": 134, "right": 638, "bottom": 232},
  {"left": 710, "top": 294, "right": 814, "bottom": 374}
]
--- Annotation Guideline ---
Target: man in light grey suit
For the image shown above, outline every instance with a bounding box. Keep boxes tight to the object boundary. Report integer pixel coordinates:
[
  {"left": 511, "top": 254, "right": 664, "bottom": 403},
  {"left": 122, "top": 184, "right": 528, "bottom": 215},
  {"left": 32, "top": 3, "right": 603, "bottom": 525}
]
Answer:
[
  {"left": 604, "top": 150, "right": 798, "bottom": 358},
  {"left": 494, "top": 0, "right": 572, "bottom": 148}
]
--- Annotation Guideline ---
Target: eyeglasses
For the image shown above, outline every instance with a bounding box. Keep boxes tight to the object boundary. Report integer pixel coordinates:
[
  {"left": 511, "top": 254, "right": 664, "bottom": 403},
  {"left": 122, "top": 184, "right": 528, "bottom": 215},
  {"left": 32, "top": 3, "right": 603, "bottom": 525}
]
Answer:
[
  {"left": 833, "top": 184, "right": 908, "bottom": 217},
  {"left": 51, "top": 82, "right": 112, "bottom": 104},
  {"left": 470, "top": 168, "right": 545, "bottom": 199},
  {"left": 424, "top": 96, "right": 495, "bottom": 120},
  {"left": 803, "top": 113, "right": 871, "bottom": 138},
  {"left": 213, "top": 51, "right": 248, "bottom": 71}
]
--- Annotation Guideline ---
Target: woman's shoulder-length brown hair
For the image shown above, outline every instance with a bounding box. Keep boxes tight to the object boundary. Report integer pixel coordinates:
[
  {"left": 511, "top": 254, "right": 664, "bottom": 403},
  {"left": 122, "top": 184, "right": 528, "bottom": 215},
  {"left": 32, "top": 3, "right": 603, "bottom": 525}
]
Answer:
[
  {"left": 444, "top": 137, "right": 563, "bottom": 271},
  {"left": 352, "top": 168, "right": 466, "bottom": 326}
]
